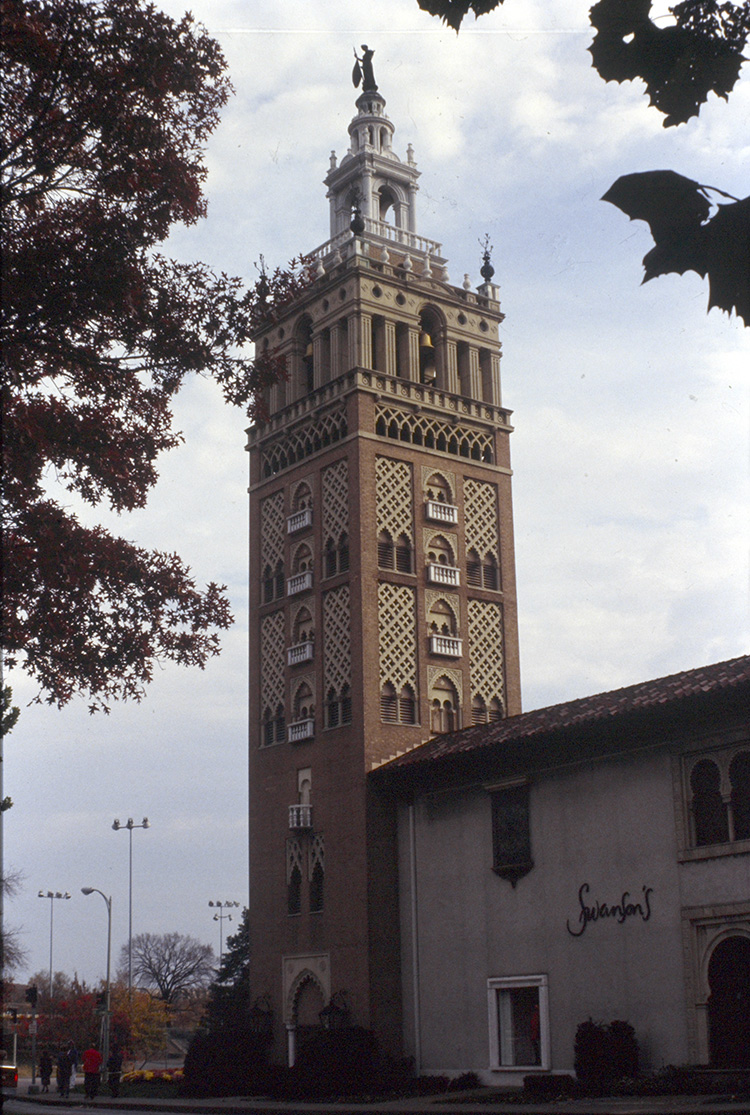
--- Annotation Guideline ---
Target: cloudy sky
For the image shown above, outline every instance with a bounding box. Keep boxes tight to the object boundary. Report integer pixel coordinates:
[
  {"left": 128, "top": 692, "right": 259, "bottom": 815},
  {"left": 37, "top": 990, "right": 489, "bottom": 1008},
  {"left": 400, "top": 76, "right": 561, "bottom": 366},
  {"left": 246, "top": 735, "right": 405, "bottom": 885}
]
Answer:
[{"left": 5, "top": 0, "right": 748, "bottom": 991}]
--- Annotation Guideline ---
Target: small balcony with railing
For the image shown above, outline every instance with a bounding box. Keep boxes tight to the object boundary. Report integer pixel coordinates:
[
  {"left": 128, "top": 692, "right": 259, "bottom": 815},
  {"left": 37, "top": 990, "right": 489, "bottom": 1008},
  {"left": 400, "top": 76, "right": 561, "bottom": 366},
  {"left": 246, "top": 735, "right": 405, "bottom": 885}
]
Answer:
[
  {"left": 287, "top": 570, "right": 313, "bottom": 596},
  {"left": 427, "top": 563, "right": 460, "bottom": 587},
  {"left": 289, "top": 804, "right": 312, "bottom": 830},
  {"left": 288, "top": 718, "right": 315, "bottom": 743},
  {"left": 425, "top": 500, "right": 458, "bottom": 525},
  {"left": 429, "top": 634, "right": 463, "bottom": 658},
  {"left": 287, "top": 508, "right": 313, "bottom": 534},
  {"left": 287, "top": 639, "right": 314, "bottom": 667}
]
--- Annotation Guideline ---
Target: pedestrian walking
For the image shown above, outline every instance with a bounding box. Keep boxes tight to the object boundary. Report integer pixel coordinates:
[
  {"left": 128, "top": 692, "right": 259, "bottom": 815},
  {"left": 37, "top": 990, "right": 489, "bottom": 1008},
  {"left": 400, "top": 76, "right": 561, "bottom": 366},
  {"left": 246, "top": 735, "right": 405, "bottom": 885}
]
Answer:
[
  {"left": 39, "top": 1049, "right": 52, "bottom": 1093},
  {"left": 82, "top": 1045, "right": 103, "bottom": 1101},
  {"left": 56, "top": 1047, "right": 71, "bottom": 1097}
]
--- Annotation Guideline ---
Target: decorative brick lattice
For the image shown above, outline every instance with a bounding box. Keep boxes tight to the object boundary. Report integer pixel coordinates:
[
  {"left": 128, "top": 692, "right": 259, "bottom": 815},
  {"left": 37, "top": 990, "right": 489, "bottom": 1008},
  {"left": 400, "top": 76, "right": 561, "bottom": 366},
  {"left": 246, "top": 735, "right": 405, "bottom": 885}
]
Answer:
[
  {"left": 260, "top": 611, "right": 285, "bottom": 712},
  {"left": 262, "top": 406, "right": 348, "bottom": 477},
  {"left": 376, "top": 405, "right": 494, "bottom": 463},
  {"left": 287, "top": 837, "right": 303, "bottom": 884},
  {"left": 464, "top": 478, "right": 499, "bottom": 560},
  {"left": 468, "top": 599, "right": 505, "bottom": 707},
  {"left": 378, "top": 583, "right": 418, "bottom": 690},
  {"left": 322, "top": 459, "right": 349, "bottom": 541},
  {"left": 260, "top": 491, "right": 285, "bottom": 569},
  {"left": 323, "top": 586, "right": 351, "bottom": 692},
  {"left": 376, "top": 457, "right": 414, "bottom": 540},
  {"left": 309, "top": 834, "right": 325, "bottom": 879}
]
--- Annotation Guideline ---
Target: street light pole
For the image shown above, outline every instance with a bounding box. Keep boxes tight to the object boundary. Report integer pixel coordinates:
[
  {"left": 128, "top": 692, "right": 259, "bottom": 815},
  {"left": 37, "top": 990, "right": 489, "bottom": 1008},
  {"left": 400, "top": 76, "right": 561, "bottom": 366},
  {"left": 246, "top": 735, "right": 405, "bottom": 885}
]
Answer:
[
  {"left": 81, "top": 888, "right": 112, "bottom": 1068},
  {"left": 112, "top": 816, "right": 149, "bottom": 999},
  {"left": 37, "top": 890, "right": 71, "bottom": 1000},
  {"left": 207, "top": 900, "right": 240, "bottom": 966}
]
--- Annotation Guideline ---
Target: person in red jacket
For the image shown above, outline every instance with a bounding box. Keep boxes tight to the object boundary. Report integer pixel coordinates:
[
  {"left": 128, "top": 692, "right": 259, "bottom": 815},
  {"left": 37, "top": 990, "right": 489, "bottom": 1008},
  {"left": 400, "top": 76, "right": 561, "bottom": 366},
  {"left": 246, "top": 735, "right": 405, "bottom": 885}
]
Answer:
[{"left": 82, "top": 1046, "right": 103, "bottom": 1101}]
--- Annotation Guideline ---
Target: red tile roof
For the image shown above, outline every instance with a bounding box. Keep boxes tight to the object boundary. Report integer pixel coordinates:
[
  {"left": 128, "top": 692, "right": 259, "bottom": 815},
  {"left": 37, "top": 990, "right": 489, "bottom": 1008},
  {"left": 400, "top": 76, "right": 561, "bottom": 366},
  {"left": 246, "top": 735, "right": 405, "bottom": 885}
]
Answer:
[{"left": 375, "top": 655, "right": 750, "bottom": 783}]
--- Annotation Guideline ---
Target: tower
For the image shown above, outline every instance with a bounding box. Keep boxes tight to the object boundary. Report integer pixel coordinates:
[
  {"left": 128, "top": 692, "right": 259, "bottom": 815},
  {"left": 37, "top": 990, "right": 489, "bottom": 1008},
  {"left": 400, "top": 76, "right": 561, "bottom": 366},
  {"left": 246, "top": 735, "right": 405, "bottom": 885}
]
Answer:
[{"left": 247, "top": 64, "right": 521, "bottom": 1063}]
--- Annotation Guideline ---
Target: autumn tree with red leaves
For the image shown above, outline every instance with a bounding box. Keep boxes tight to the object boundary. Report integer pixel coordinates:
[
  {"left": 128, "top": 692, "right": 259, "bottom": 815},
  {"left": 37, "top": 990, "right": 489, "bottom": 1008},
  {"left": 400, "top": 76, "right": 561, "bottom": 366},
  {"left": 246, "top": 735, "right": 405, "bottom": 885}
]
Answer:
[{"left": 1, "top": 0, "right": 307, "bottom": 711}]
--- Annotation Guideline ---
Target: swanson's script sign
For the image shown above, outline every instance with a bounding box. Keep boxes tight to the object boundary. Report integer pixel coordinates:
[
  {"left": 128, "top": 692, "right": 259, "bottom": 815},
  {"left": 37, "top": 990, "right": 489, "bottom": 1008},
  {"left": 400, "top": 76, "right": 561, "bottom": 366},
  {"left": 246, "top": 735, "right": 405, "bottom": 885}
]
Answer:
[{"left": 566, "top": 883, "right": 653, "bottom": 937}]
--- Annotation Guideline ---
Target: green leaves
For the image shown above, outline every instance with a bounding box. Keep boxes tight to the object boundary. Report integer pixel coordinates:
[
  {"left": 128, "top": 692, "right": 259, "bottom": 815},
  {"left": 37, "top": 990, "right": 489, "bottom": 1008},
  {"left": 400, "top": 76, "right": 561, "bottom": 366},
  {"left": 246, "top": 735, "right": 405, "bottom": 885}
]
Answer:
[
  {"left": 603, "top": 171, "right": 750, "bottom": 325},
  {"left": 589, "top": 0, "right": 749, "bottom": 126}
]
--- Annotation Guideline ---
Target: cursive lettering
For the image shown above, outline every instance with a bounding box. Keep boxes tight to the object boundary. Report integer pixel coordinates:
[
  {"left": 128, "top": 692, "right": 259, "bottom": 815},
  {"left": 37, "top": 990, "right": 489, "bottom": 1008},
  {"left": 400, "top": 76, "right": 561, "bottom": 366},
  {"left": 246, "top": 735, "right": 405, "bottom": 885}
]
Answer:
[{"left": 566, "top": 883, "right": 653, "bottom": 937}]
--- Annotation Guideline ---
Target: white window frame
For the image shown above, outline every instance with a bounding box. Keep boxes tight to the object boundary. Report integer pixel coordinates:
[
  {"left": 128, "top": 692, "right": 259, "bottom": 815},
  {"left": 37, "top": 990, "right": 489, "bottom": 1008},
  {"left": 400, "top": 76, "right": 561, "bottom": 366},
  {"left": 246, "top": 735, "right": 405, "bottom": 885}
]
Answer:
[{"left": 487, "top": 974, "right": 550, "bottom": 1071}]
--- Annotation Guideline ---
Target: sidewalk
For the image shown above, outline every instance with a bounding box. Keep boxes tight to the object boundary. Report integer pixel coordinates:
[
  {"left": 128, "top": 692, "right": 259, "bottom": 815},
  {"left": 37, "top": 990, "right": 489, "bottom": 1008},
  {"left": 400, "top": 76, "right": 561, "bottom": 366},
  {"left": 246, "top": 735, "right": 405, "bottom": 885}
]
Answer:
[{"left": 10, "top": 1079, "right": 750, "bottom": 1115}]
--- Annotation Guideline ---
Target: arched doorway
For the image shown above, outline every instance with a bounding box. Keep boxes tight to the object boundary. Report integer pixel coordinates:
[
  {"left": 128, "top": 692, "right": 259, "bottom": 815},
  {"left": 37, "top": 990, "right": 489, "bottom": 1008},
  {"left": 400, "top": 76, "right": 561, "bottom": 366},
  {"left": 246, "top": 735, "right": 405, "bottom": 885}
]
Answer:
[
  {"left": 707, "top": 935, "right": 750, "bottom": 1067},
  {"left": 293, "top": 975, "right": 325, "bottom": 1060}
]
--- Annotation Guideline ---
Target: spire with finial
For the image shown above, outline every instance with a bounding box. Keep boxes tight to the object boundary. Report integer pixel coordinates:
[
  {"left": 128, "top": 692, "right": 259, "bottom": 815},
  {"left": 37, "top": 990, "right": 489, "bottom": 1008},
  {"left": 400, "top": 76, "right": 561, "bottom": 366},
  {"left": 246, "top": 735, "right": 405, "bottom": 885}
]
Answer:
[{"left": 479, "top": 234, "right": 495, "bottom": 282}]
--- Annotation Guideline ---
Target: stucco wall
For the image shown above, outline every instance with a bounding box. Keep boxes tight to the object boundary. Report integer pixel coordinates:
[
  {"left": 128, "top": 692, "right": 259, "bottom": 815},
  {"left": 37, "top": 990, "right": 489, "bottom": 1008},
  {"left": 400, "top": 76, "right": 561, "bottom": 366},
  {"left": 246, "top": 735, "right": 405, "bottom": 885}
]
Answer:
[{"left": 397, "top": 743, "right": 740, "bottom": 1079}]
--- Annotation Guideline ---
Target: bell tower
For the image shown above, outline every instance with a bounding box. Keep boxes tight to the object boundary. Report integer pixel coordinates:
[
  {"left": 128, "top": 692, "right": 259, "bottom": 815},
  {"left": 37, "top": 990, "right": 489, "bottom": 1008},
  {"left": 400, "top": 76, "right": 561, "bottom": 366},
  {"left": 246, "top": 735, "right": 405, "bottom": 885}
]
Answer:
[{"left": 247, "top": 56, "right": 521, "bottom": 1063}]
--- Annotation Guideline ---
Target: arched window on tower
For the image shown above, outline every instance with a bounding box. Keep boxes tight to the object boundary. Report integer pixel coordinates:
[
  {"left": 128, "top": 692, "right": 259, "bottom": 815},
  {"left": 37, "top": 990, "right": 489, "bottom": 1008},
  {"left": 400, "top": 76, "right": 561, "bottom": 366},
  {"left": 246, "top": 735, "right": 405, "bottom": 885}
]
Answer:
[
  {"left": 378, "top": 530, "right": 394, "bottom": 570},
  {"left": 729, "top": 751, "right": 750, "bottom": 841},
  {"left": 691, "top": 759, "right": 729, "bottom": 846},
  {"left": 395, "top": 533, "right": 413, "bottom": 573},
  {"left": 430, "top": 675, "right": 459, "bottom": 734}
]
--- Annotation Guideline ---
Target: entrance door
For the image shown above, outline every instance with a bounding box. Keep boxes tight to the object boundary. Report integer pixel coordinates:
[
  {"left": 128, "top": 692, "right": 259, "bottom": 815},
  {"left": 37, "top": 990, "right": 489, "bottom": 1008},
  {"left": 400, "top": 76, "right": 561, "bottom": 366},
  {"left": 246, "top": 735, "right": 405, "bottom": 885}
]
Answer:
[{"left": 707, "top": 935, "right": 750, "bottom": 1067}]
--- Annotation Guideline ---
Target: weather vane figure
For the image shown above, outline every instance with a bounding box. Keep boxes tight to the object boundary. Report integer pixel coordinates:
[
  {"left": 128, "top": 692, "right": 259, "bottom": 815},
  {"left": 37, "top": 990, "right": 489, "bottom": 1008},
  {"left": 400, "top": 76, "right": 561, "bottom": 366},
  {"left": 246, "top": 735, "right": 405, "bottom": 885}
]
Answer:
[{"left": 352, "top": 45, "right": 378, "bottom": 92}]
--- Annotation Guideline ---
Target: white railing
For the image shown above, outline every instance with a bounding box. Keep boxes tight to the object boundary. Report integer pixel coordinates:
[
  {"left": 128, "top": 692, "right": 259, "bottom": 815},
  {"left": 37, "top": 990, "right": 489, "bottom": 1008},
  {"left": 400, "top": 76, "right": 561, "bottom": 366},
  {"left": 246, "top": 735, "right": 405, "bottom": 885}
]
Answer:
[
  {"left": 427, "top": 563, "right": 460, "bottom": 587},
  {"left": 287, "top": 508, "right": 313, "bottom": 533},
  {"left": 287, "top": 571, "right": 313, "bottom": 596},
  {"left": 287, "top": 640, "right": 314, "bottom": 667},
  {"left": 430, "top": 634, "right": 463, "bottom": 657},
  {"left": 309, "top": 219, "right": 444, "bottom": 267},
  {"left": 425, "top": 500, "right": 458, "bottom": 525},
  {"left": 288, "top": 718, "right": 315, "bottom": 743},
  {"left": 289, "top": 804, "right": 313, "bottom": 829}
]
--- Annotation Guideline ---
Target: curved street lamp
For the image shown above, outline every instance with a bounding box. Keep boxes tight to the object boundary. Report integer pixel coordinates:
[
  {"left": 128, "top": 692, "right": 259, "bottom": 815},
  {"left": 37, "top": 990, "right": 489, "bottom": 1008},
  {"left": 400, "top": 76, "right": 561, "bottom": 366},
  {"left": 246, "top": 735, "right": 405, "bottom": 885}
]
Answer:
[
  {"left": 112, "top": 816, "right": 149, "bottom": 998},
  {"left": 37, "top": 890, "right": 71, "bottom": 1000},
  {"left": 81, "top": 887, "right": 112, "bottom": 1068}
]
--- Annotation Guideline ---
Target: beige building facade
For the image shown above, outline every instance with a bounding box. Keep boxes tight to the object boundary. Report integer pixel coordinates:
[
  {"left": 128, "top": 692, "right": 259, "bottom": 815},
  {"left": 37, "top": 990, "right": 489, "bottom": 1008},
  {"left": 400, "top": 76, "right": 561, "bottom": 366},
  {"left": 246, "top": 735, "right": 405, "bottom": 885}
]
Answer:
[{"left": 376, "top": 658, "right": 750, "bottom": 1082}]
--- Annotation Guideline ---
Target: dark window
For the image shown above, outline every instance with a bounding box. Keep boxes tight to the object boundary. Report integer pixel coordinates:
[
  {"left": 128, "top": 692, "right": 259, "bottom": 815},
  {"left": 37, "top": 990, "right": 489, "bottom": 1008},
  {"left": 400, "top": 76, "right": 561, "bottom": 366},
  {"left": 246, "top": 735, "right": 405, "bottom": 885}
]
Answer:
[
  {"left": 326, "top": 687, "right": 339, "bottom": 729},
  {"left": 263, "top": 565, "right": 274, "bottom": 603},
  {"left": 491, "top": 783, "right": 533, "bottom": 886},
  {"left": 309, "top": 861, "right": 324, "bottom": 913},
  {"left": 729, "top": 751, "right": 750, "bottom": 841},
  {"left": 274, "top": 560, "right": 285, "bottom": 599},
  {"left": 288, "top": 863, "right": 302, "bottom": 916},
  {"left": 341, "top": 685, "right": 352, "bottom": 724},
  {"left": 691, "top": 759, "right": 729, "bottom": 846},
  {"left": 378, "top": 532, "right": 394, "bottom": 569},
  {"left": 339, "top": 533, "right": 350, "bottom": 573},
  {"left": 325, "top": 538, "right": 337, "bottom": 578},
  {"left": 380, "top": 683, "right": 398, "bottom": 722},
  {"left": 395, "top": 535, "right": 413, "bottom": 573},
  {"left": 483, "top": 555, "right": 499, "bottom": 590},
  {"left": 275, "top": 704, "right": 285, "bottom": 743},
  {"left": 399, "top": 685, "right": 416, "bottom": 724}
]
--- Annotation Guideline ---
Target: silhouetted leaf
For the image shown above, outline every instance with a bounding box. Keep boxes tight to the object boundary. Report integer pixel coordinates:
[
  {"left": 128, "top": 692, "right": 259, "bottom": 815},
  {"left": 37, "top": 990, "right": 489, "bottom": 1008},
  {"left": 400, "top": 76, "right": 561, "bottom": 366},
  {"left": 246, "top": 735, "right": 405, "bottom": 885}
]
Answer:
[
  {"left": 589, "top": 0, "right": 749, "bottom": 126},
  {"left": 417, "top": 0, "right": 503, "bottom": 32},
  {"left": 603, "top": 171, "right": 750, "bottom": 325}
]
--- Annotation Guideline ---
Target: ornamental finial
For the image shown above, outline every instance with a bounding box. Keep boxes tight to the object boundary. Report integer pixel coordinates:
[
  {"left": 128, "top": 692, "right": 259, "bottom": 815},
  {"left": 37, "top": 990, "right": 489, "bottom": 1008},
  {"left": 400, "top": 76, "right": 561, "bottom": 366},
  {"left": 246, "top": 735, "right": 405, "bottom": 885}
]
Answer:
[{"left": 479, "top": 234, "right": 495, "bottom": 282}]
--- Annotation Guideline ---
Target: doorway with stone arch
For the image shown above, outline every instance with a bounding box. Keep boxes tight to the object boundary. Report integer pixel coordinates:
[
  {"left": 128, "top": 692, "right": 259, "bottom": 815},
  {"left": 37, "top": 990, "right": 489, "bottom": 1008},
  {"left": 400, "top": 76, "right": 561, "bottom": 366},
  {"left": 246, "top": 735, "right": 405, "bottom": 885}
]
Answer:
[{"left": 707, "top": 934, "right": 750, "bottom": 1067}]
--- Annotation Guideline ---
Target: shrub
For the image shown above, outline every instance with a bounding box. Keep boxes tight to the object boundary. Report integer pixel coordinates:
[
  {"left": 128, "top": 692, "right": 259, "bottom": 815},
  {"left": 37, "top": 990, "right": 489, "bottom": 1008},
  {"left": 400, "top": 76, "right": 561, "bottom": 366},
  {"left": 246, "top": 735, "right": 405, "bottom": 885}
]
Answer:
[
  {"left": 284, "top": 1027, "right": 382, "bottom": 1098},
  {"left": 524, "top": 1073, "right": 576, "bottom": 1099},
  {"left": 574, "top": 1018, "right": 639, "bottom": 1092},
  {"left": 182, "top": 1029, "right": 270, "bottom": 1097}
]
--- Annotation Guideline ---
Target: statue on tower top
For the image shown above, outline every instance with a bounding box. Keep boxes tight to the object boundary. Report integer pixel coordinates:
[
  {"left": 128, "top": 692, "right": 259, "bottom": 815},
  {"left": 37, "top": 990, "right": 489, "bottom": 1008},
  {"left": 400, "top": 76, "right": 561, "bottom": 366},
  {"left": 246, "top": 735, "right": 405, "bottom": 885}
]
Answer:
[{"left": 352, "top": 45, "right": 377, "bottom": 92}]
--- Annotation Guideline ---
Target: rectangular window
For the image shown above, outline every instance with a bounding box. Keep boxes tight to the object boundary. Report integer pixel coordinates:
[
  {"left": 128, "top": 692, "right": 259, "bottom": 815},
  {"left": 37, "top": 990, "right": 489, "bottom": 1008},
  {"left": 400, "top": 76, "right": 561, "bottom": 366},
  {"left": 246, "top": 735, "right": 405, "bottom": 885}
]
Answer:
[
  {"left": 491, "top": 782, "right": 533, "bottom": 886},
  {"left": 488, "top": 975, "right": 549, "bottom": 1070}
]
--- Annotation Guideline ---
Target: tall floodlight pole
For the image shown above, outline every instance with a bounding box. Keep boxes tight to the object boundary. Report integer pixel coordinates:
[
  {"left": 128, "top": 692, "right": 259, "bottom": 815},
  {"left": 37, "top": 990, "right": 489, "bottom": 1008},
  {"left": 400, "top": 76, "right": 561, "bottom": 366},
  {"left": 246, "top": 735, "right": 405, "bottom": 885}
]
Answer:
[
  {"left": 81, "top": 888, "right": 112, "bottom": 1067},
  {"left": 112, "top": 816, "right": 149, "bottom": 999},
  {"left": 208, "top": 900, "right": 239, "bottom": 965},
  {"left": 37, "top": 890, "right": 71, "bottom": 999}
]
